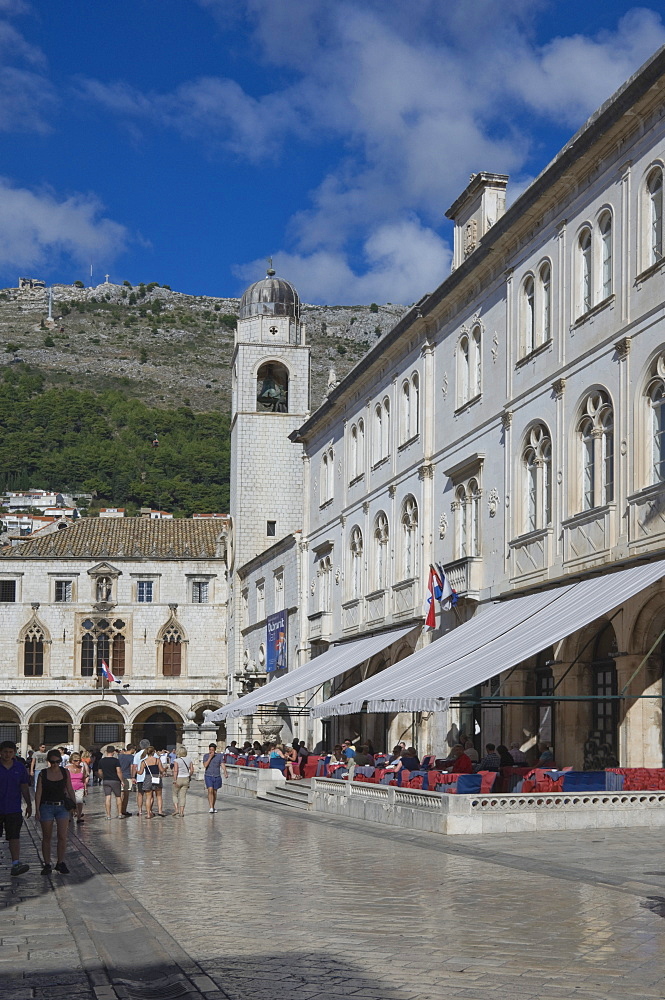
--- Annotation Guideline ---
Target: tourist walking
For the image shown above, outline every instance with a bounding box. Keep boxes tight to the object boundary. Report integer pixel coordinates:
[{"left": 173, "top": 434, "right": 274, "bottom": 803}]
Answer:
[
  {"left": 171, "top": 745, "right": 194, "bottom": 817},
  {"left": 30, "top": 743, "right": 48, "bottom": 791},
  {"left": 117, "top": 745, "right": 135, "bottom": 817},
  {"left": 35, "top": 748, "right": 75, "bottom": 875},
  {"left": 132, "top": 739, "right": 150, "bottom": 817},
  {"left": 66, "top": 752, "right": 89, "bottom": 824},
  {"left": 0, "top": 740, "right": 32, "bottom": 877},
  {"left": 202, "top": 743, "right": 228, "bottom": 813},
  {"left": 137, "top": 747, "right": 166, "bottom": 818},
  {"left": 97, "top": 747, "right": 123, "bottom": 820}
]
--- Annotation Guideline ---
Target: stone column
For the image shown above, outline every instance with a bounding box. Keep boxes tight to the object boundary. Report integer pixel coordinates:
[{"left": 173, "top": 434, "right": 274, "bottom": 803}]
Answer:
[
  {"left": 182, "top": 720, "right": 200, "bottom": 770},
  {"left": 72, "top": 725, "right": 82, "bottom": 752},
  {"left": 198, "top": 722, "right": 219, "bottom": 779},
  {"left": 20, "top": 724, "right": 29, "bottom": 759},
  {"left": 124, "top": 726, "right": 133, "bottom": 749},
  {"left": 617, "top": 654, "right": 661, "bottom": 768}
]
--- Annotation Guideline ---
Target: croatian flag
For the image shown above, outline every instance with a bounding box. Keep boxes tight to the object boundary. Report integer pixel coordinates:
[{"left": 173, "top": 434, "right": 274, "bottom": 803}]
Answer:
[
  {"left": 423, "top": 565, "right": 443, "bottom": 629},
  {"left": 435, "top": 563, "right": 458, "bottom": 611},
  {"left": 100, "top": 660, "right": 118, "bottom": 684}
]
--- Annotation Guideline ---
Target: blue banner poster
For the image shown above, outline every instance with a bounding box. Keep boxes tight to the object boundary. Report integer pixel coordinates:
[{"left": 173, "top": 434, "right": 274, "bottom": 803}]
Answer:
[{"left": 266, "top": 610, "right": 287, "bottom": 672}]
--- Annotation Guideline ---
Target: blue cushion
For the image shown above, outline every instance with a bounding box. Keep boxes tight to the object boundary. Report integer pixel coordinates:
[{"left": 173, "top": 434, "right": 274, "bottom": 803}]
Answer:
[
  {"left": 561, "top": 771, "right": 606, "bottom": 791},
  {"left": 456, "top": 774, "right": 482, "bottom": 794}
]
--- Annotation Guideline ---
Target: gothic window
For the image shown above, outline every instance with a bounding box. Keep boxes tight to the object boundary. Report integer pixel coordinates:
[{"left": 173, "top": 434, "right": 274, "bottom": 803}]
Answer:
[
  {"left": 382, "top": 397, "right": 390, "bottom": 458},
  {"left": 357, "top": 419, "right": 365, "bottom": 474},
  {"left": 523, "top": 276, "right": 535, "bottom": 355},
  {"left": 350, "top": 424, "right": 358, "bottom": 480},
  {"left": 578, "top": 228, "right": 592, "bottom": 315},
  {"left": 320, "top": 453, "right": 328, "bottom": 505},
  {"left": 80, "top": 617, "right": 127, "bottom": 678},
  {"left": 373, "top": 512, "right": 389, "bottom": 591},
  {"left": 647, "top": 355, "right": 665, "bottom": 484},
  {"left": 577, "top": 390, "right": 613, "bottom": 511},
  {"left": 23, "top": 623, "right": 45, "bottom": 677},
  {"left": 161, "top": 622, "right": 184, "bottom": 677},
  {"left": 648, "top": 166, "right": 663, "bottom": 266},
  {"left": 521, "top": 424, "right": 552, "bottom": 533},
  {"left": 400, "top": 496, "right": 418, "bottom": 580},
  {"left": 256, "top": 361, "right": 289, "bottom": 412},
  {"left": 349, "top": 526, "right": 363, "bottom": 600},
  {"left": 257, "top": 581, "right": 265, "bottom": 620},
  {"left": 599, "top": 211, "right": 613, "bottom": 298},
  {"left": 539, "top": 262, "right": 551, "bottom": 344}
]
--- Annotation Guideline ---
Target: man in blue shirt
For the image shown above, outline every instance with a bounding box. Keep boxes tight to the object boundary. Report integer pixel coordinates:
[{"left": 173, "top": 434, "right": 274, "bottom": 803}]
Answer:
[
  {"left": 202, "top": 743, "right": 228, "bottom": 813},
  {"left": 0, "top": 740, "right": 32, "bottom": 876}
]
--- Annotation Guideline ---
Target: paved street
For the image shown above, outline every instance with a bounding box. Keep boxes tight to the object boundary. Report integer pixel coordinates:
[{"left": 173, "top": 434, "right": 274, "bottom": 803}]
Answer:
[{"left": 2, "top": 784, "right": 665, "bottom": 999}]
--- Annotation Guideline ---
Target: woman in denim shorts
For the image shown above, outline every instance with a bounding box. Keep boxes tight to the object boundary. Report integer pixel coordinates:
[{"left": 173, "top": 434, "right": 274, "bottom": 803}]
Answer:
[{"left": 35, "top": 749, "right": 76, "bottom": 875}]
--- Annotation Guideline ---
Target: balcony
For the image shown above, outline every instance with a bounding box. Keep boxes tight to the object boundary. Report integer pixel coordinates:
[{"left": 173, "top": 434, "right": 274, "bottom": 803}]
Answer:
[
  {"left": 365, "top": 590, "right": 386, "bottom": 624},
  {"left": 562, "top": 503, "right": 616, "bottom": 570},
  {"left": 342, "top": 598, "right": 362, "bottom": 632},
  {"left": 307, "top": 610, "right": 332, "bottom": 641},
  {"left": 443, "top": 556, "right": 483, "bottom": 600},
  {"left": 392, "top": 578, "right": 416, "bottom": 617},
  {"left": 509, "top": 526, "right": 552, "bottom": 585},
  {"left": 628, "top": 482, "right": 665, "bottom": 553}
]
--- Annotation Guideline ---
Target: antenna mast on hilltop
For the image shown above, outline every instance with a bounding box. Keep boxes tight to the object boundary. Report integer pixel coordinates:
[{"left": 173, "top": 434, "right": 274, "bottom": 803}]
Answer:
[{"left": 47, "top": 286, "right": 53, "bottom": 323}]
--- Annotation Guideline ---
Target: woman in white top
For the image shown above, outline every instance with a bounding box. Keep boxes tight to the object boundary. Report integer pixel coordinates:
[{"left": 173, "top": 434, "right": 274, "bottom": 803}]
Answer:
[{"left": 171, "top": 745, "right": 195, "bottom": 817}]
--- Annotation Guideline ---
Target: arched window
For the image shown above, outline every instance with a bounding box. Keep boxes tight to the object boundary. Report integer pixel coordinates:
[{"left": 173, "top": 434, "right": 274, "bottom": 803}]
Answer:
[
  {"left": 162, "top": 622, "right": 183, "bottom": 677},
  {"left": 350, "top": 424, "right": 358, "bottom": 481},
  {"left": 318, "top": 555, "right": 333, "bottom": 613},
  {"left": 256, "top": 361, "right": 289, "bottom": 412},
  {"left": 401, "top": 381, "right": 411, "bottom": 444},
  {"left": 349, "top": 527, "right": 363, "bottom": 599},
  {"left": 320, "top": 453, "right": 328, "bottom": 505},
  {"left": 23, "top": 624, "right": 45, "bottom": 677},
  {"left": 357, "top": 418, "right": 365, "bottom": 475},
  {"left": 373, "top": 512, "right": 389, "bottom": 591},
  {"left": 523, "top": 276, "right": 535, "bottom": 355},
  {"left": 648, "top": 167, "right": 663, "bottom": 266},
  {"left": 458, "top": 335, "right": 469, "bottom": 406},
  {"left": 471, "top": 327, "right": 481, "bottom": 396},
  {"left": 578, "top": 390, "right": 613, "bottom": 510},
  {"left": 453, "top": 481, "right": 481, "bottom": 558},
  {"left": 401, "top": 496, "right": 418, "bottom": 580},
  {"left": 454, "top": 485, "right": 468, "bottom": 559},
  {"left": 579, "top": 228, "right": 592, "bottom": 314},
  {"left": 539, "top": 262, "right": 551, "bottom": 344},
  {"left": 80, "top": 617, "right": 126, "bottom": 678},
  {"left": 382, "top": 397, "right": 390, "bottom": 458},
  {"left": 411, "top": 374, "right": 419, "bottom": 437},
  {"left": 373, "top": 404, "right": 382, "bottom": 465},
  {"left": 521, "top": 424, "right": 552, "bottom": 533},
  {"left": 468, "top": 478, "right": 480, "bottom": 557},
  {"left": 599, "top": 212, "right": 613, "bottom": 298},
  {"left": 647, "top": 356, "right": 665, "bottom": 483}
]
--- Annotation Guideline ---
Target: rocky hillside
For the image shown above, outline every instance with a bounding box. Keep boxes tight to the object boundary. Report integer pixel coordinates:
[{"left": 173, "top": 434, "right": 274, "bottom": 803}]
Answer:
[{"left": 0, "top": 282, "right": 407, "bottom": 414}]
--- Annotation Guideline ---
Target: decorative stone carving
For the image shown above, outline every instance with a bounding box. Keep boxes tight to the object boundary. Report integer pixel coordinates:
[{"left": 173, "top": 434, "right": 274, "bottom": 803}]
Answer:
[
  {"left": 310, "top": 580, "right": 316, "bottom": 595},
  {"left": 258, "top": 720, "right": 283, "bottom": 744},
  {"left": 552, "top": 377, "right": 566, "bottom": 399},
  {"left": 388, "top": 484, "right": 397, "bottom": 498},
  {"left": 501, "top": 410, "right": 513, "bottom": 429},
  {"left": 418, "top": 462, "right": 434, "bottom": 481},
  {"left": 464, "top": 218, "right": 478, "bottom": 257},
  {"left": 441, "top": 372, "right": 448, "bottom": 398},
  {"left": 488, "top": 488, "right": 500, "bottom": 517},
  {"left": 327, "top": 366, "right": 340, "bottom": 392},
  {"left": 362, "top": 501, "right": 370, "bottom": 514},
  {"left": 439, "top": 512, "right": 448, "bottom": 539},
  {"left": 491, "top": 332, "right": 499, "bottom": 363},
  {"left": 614, "top": 336, "right": 631, "bottom": 360},
  {"left": 335, "top": 568, "right": 341, "bottom": 585}
]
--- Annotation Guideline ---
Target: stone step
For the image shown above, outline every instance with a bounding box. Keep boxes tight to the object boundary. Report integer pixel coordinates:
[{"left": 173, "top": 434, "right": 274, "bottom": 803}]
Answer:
[{"left": 263, "top": 784, "right": 312, "bottom": 810}]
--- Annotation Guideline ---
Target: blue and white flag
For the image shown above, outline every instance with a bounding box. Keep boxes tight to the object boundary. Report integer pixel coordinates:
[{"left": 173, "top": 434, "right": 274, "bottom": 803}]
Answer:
[{"left": 435, "top": 563, "right": 458, "bottom": 611}]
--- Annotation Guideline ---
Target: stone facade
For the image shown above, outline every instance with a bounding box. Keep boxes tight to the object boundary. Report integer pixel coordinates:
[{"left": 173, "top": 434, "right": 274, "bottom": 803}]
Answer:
[
  {"left": 0, "top": 519, "right": 228, "bottom": 754},
  {"left": 228, "top": 48, "right": 665, "bottom": 769}
]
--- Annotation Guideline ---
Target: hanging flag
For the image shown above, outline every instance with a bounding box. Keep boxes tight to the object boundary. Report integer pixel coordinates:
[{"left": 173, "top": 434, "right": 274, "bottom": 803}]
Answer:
[
  {"left": 435, "top": 563, "right": 458, "bottom": 611},
  {"left": 100, "top": 660, "right": 118, "bottom": 684},
  {"left": 422, "top": 565, "right": 442, "bottom": 629}
]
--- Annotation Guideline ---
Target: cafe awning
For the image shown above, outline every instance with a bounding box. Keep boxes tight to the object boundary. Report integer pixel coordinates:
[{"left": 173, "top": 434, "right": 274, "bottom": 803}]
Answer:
[
  {"left": 312, "top": 558, "right": 665, "bottom": 717},
  {"left": 208, "top": 624, "right": 417, "bottom": 720}
]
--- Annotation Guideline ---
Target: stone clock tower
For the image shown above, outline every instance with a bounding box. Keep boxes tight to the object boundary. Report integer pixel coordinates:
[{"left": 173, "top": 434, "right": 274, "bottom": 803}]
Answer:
[{"left": 229, "top": 266, "right": 310, "bottom": 571}]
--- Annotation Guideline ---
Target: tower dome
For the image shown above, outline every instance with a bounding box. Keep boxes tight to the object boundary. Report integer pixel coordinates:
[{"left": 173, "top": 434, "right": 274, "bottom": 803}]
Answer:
[{"left": 239, "top": 265, "right": 300, "bottom": 320}]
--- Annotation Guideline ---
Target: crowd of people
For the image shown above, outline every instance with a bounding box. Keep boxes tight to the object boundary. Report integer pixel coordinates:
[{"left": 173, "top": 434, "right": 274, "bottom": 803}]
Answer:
[{"left": 0, "top": 737, "right": 230, "bottom": 878}]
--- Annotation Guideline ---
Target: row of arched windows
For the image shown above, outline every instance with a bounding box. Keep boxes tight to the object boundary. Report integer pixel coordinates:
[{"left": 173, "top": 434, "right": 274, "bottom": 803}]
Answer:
[
  {"left": 344, "top": 372, "right": 420, "bottom": 490},
  {"left": 347, "top": 496, "right": 418, "bottom": 599}
]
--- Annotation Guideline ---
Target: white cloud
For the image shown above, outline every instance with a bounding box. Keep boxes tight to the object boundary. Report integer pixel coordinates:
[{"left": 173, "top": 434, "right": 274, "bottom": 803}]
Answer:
[
  {"left": 0, "top": 178, "right": 129, "bottom": 273},
  {"left": 83, "top": 2, "right": 665, "bottom": 302},
  {"left": 0, "top": 15, "right": 55, "bottom": 133},
  {"left": 235, "top": 218, "right": 450, "bottom": 305}
]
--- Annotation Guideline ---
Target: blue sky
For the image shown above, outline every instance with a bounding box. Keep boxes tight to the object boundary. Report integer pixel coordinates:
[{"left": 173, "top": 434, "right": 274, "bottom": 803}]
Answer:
[{"left": 1, "top": 0, "right": 664, "bottom": 304}]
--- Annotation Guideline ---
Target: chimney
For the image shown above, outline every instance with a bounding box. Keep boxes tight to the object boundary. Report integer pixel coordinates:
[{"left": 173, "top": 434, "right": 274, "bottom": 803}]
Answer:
[{"left": 446, "top": 172, "right": 508, "bottom": 271}]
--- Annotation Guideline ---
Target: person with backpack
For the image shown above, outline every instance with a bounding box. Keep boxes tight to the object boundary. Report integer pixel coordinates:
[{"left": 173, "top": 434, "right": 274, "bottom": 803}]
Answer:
[
  {"left": 35, "top": 748, "right": 76, "bottom": 875},
  {"left": 0, "top": 740, "right": 32, "bottom": 877}
]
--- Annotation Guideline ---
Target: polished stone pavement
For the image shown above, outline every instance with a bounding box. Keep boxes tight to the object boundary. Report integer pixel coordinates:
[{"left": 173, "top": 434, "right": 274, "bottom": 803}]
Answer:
[{"left": 2, "top": 783, "right": 665, "bottom": 999}]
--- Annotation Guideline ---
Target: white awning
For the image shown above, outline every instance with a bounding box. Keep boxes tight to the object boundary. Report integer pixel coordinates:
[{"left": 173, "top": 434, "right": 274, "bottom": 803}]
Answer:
[
  {"left": 208, "top": 624, "right": 417, "bottom": 721},
  {"left": 312, "top": 559, "right": 665, "bottom": 717}
]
